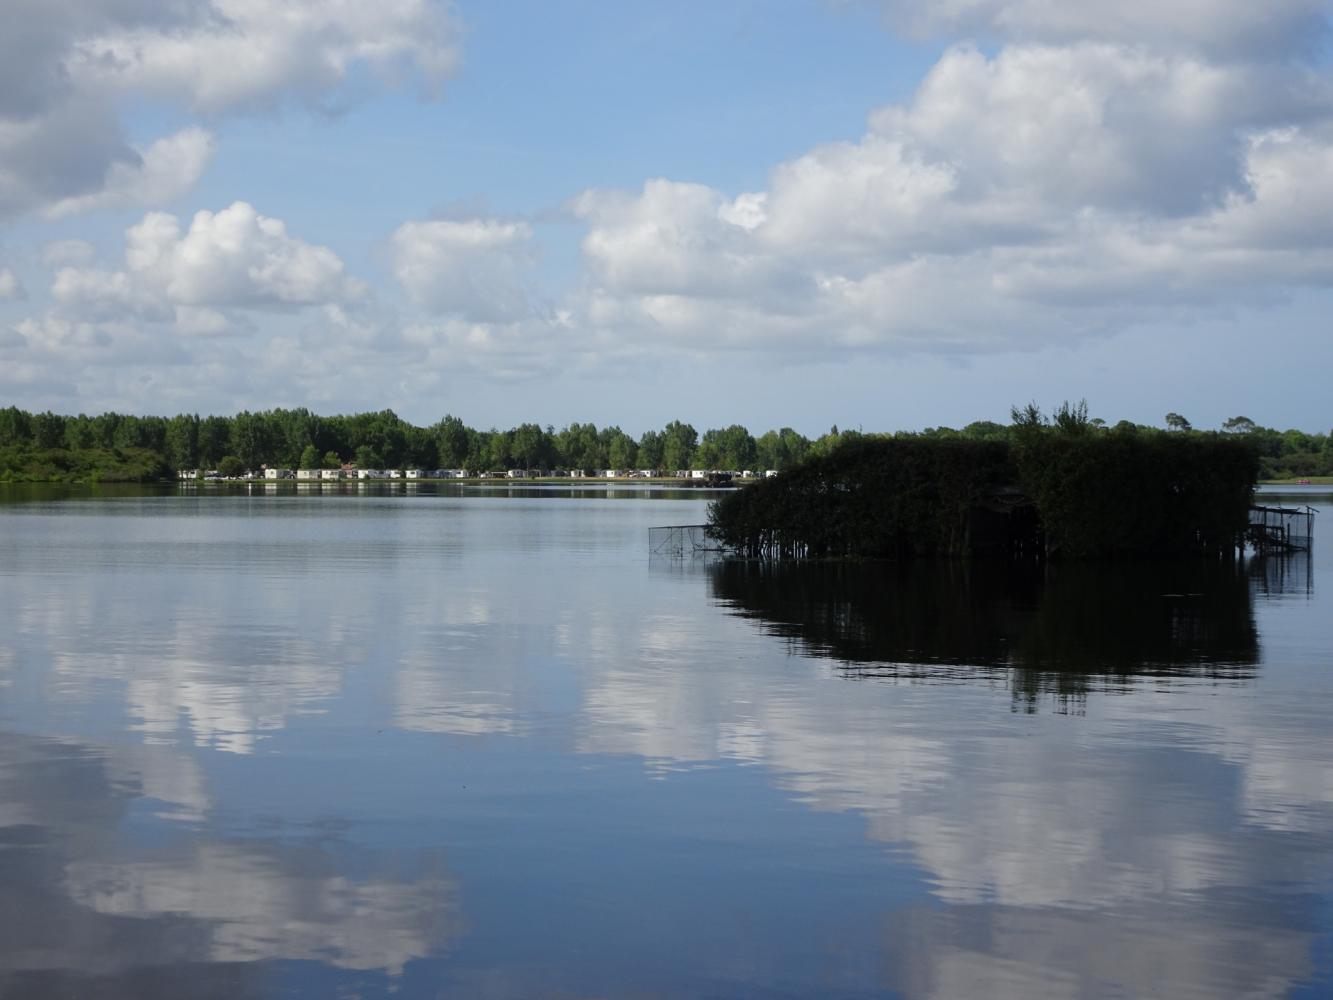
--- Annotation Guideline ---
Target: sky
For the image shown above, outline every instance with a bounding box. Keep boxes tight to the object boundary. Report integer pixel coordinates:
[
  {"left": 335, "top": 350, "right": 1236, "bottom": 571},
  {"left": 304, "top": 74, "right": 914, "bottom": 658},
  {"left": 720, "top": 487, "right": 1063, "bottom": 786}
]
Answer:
[{"left": 1, "top": 0, "right": 1332, "bottom": 436}]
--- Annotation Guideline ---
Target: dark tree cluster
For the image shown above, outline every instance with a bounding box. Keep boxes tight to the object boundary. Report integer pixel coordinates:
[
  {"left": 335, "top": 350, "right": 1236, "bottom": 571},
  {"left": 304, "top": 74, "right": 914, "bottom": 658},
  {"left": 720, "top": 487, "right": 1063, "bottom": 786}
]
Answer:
[
  {"left": 706, "top": 436, "right": 1020, "bottom": 559},
  {"left": 709, "top": 405, "right": 1261, "bottom": 560}
]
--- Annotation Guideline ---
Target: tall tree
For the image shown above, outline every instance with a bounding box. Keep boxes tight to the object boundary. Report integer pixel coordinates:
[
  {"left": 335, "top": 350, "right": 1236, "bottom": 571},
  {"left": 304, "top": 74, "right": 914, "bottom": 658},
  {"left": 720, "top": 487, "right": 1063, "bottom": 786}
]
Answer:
[
  {"left": 32, "top": 412, "right": 66, "bottom": 449},
  {"left": 198, "top": 416, "right": 231, "bottom": 467},
  {"left": 0, "top": 406, "right": 32, "bottom": 446},
  {"left": 433, "top": 415, "right": 471, "bottom": 467},
  {"left": 637, "top": 430, "right": 664, "bottom": 471},
  {"left": 660, "top": 421, "right": 697, "bottom": 471},
  {"left": 165, "top": 414, "right": 200, "bottom": 470}
]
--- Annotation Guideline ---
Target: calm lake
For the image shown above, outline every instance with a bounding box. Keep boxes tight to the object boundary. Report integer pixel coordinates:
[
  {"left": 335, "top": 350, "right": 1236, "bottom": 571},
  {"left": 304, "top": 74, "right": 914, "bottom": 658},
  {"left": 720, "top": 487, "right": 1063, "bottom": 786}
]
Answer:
[{"left": 0, "top": 484, "right": 1329, "bottom": 999}]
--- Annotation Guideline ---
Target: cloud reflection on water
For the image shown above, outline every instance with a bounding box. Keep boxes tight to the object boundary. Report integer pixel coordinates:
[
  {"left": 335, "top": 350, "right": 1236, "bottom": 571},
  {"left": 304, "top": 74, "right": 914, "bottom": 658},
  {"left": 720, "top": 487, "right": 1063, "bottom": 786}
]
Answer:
[
  {"left": 0, "top": 731, "right": 460, "bottom": 993},
  {"left": 0, "top": 494, "right": 1328, "bottom": 996}
]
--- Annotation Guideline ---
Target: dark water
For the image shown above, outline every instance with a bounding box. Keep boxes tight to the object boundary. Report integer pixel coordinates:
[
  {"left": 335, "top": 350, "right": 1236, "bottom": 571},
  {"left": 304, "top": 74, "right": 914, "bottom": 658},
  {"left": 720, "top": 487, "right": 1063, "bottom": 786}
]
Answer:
[{"left": 0, "top": 484, "right": 1328, "bottom": 999}]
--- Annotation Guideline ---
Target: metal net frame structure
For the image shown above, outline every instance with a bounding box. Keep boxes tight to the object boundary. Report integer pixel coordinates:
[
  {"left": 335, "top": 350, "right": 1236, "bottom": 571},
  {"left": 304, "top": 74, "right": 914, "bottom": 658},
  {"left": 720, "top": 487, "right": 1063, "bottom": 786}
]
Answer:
[
  {"left": 1248, "top": 504, "right": 1316, "bottom": 552},
  {"left": 648, "top": 524, "right": 725, "bottom": 557}
]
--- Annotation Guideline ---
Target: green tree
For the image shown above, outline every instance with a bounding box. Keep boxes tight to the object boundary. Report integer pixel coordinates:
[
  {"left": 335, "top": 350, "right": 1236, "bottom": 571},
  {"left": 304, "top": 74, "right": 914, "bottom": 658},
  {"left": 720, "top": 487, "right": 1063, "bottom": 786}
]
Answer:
[
  {"left": 198, "top": 416, "right": 231, "bottom": 466},
  {"left": 755, "top": 427, "right": 809, "bottom": 470},
  {"left": 660, "top": 421, "right": 697, "bottom": 471},
  {"left": 299, "top": 444, "right": 320, "bottom": 469},
  {"left": 217, "top": 455, "right": 245, "bottom": 478},
  {"left": 64, "top": 414, "right": 96, "bottom": 450},
  {"left": 165, "top": 414, "right": 200, "bottom": 470},
  {"left": 0, "top": 406, "right": 33, "bottom": 447},
  {"left": 511, "top": 422, "right": 553, "bottom": 469},
  {"left": 714, "top": 424, "right": 757, "bottom": 470},
  {"left": 484, "top": 429, "right": 514, "bottom": 470},
  {"left": 557, "top": 422, "right": 604, "bottom": 471},
  {"left": 962, "top": 420, "right": 1009, "bottom": 441},
  {"left": 1222, "top": 415, "right": 1256, "bottom": 434},
  {"left": 603, "top": 426, "right": 637, "bottom": 469},
  {"left": 1165, "top": 412, "right": 1192, "bottom": 432},
  {"left": 32, "top": 411, "right": 66, "bottom": 449},
  {"left": 229, "top": 412, "right": 271, "bottom": 470},
  {"left": 1052, "top": 399, "right": 1092, "bottom": 435},
  {"left": 637, "top": 430, "right": 664, "bottom": 471},
  {"left": 322, "top": 450, "right": 342, "bottom": 469},
  {"left": 433, "top": 415, "right": 470, "bottom": 467},
  {"left": 354, "top": 444, "right": 383, "bottom": 469}
]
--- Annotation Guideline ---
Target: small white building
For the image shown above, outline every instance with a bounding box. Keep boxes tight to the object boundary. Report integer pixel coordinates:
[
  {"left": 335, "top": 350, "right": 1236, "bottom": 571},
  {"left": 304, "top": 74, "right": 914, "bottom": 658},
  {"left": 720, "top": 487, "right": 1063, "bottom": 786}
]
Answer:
[
  {"left": 603, "top": 469, "right": 621, "bottom": 479},
  {"left": 507, "top": 469, "right": 528, "bottom": 479},
  {"left": 264, "top": 468, "right": 293, "bottom": 480},
  {"left": 319, "top": 468, "right": 342, "bottom": 481},
  {"left": 570, "top": 469, "right": 586, "bottom": 478},
  {"left": 296, "top": 469, "right": 320, "bottom": 481},
  {"left": 689, "top": 469, "right": 707, "bottom": 479},
  {"left": 405, "top": 469, "right": 425, "bottom": 479},
  {"left": 386, "top": 469, "right": 403, "bottom": 479},
  {"left": 764, "top": 469, "right": 779, "bottom": 478}
]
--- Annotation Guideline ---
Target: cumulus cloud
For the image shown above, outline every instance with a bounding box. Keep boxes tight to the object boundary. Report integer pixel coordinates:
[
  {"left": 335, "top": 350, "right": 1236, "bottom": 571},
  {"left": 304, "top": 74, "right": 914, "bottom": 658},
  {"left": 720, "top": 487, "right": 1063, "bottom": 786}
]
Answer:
[
  {"left": 67, "top": 0, "right": 461, "bottom": 114},
  {"left": 569, "top": 8, "right": 1333, "bottom": 358},
  {"left": 574, "top": 181, "right": 792, "bottom": 298},
  {"left": 391, "top": 218, "right": 536, "bottom": 322},
  {"left": 43, "top": 127, "right": 216, "bottom": 219},
  {"left": 0, "top": 0, "right": 460, "bottom": 220},
  {"left": 51, "top": 201, "right": 364, "bottom": 328}
]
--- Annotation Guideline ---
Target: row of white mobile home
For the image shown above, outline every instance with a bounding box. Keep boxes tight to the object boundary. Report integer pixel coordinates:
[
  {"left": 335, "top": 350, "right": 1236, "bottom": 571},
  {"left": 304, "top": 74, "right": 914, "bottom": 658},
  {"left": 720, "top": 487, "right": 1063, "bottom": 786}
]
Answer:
[
  {"left": 262, "top": 468, "right": 471, "bottom": 481},
  {"left": 182, "top": 467, "right": 781, "bottom": 481}
]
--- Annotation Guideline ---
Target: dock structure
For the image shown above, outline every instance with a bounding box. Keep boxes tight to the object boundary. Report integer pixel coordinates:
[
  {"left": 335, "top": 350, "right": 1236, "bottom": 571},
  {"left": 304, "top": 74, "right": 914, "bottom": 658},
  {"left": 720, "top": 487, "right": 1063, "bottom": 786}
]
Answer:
[{"left": 1247, "top": 505, "right": 1316, "bottom": 553}]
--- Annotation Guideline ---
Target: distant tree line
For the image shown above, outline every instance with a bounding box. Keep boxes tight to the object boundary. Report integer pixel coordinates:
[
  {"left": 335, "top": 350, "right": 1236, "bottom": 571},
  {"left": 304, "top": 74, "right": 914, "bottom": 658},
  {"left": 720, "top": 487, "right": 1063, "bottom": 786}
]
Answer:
[
  {"left": 0, "top": 402, "right": 1325, "bottom": 482},
  {"left": 0, "top": 406, "right": 852, "bottom": 481}
]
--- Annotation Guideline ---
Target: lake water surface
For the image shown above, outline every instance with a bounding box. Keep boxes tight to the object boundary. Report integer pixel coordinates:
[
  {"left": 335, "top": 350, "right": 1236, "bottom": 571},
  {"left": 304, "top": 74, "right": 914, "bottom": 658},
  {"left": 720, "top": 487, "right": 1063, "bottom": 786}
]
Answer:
[{"left": 0, "top": 484, "right": 1329, "bottom": 998}]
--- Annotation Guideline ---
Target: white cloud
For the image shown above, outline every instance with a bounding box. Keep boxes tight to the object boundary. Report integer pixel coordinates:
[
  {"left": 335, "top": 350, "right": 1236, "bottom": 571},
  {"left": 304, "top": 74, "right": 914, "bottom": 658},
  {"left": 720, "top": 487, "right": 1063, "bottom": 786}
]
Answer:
[
  {"left": 567, "top": 24, "right": 1333, "bottom": 359},
  {"left": 391, "top": 218, "right": 535, "bottom": 322},
  {"left": 6, "top": 1, "right": 1333, "bottom": 410},
  {"left": 0, "top": 0, "right": 461, "bottom": 220},
  {"left": 130, "top": 202, "right": 365, "bottom": 307},
  {"left": 51, "top": 202, "right": 364, "bottom": 328},
  {"left": 0, "top": 267, "right": 24, "bottom": 300},
  {"left": 68, "top": 0, "right": 462, "bottom": 114},
  {"left": 44, "top": 127, "right": 216, "bottom": 219},
  {"left": 574, "top": 180, "right": 790, "bottom": 299}
]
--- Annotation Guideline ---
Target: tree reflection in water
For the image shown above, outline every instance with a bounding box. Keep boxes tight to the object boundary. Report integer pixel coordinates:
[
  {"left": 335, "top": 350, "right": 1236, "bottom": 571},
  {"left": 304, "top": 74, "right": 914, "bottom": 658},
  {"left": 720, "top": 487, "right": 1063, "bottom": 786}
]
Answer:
[{"left": 707, "top": 558, "right": 1275, "bottom": 712}]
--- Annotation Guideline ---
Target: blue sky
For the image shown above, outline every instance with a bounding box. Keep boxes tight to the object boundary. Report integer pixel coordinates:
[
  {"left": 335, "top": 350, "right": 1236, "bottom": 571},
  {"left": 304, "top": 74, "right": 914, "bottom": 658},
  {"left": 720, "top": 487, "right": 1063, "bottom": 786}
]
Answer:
[{"left": 2, "top": 0, "right": 1332, "bottom": 434}]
